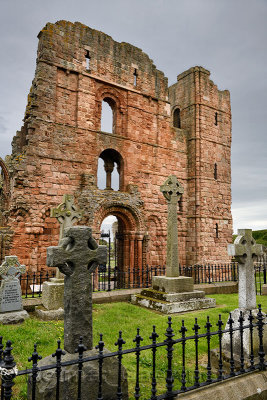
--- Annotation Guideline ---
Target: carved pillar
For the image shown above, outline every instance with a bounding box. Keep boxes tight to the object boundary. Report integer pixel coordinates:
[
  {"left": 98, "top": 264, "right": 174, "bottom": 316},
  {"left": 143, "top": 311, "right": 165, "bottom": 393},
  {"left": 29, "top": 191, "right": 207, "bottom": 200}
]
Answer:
[{"left": 104, "top": 160, "right": 114, "bottom": 190}]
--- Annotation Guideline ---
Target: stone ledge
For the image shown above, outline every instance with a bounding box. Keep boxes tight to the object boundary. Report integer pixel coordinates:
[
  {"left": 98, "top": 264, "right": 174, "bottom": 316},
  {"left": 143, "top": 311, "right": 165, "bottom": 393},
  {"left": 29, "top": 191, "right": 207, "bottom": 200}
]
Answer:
[
  {"left": 0, "top": 310, "right": 29, "bottom": 325},
  {"left": 194, "top": 282, "right": 238, "bottom": 295},
  {"left": 140, "top": 289, "right": 205, "bottom": 302},
  {"left": 176, "top": 370, "right": 267, "bottom": 400},
  {"left": 131, "top": 294, "right": 216, "bottom": 314}
]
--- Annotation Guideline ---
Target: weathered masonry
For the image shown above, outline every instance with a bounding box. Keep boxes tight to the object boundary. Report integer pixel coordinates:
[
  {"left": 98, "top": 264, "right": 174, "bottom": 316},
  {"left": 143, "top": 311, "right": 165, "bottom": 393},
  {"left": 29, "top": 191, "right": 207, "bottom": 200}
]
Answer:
[{"left": 0, "top": 20, "right": 232, "bottom": 272}]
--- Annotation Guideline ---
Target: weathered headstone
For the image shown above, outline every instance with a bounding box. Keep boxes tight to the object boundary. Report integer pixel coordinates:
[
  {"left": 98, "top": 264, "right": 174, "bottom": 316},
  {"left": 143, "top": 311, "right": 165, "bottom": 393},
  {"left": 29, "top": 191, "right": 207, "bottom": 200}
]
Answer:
[
  {"left": 132, "top": 175, "right": 215, "bottom": 313},
  {"left": 39, "top": 194, "right": 83, "bottom": 319},
  {"left": 0, "top": 256, "right": 29, "bottom": 324},
  {"left": 221, "top": 229, "right": 266, "bottom": 360},
  {"left": 47, "top": 226, "right": 106, "bottom": 352},
  {"left": 30, "top": 226, "right": 128, "bottom": 399}
]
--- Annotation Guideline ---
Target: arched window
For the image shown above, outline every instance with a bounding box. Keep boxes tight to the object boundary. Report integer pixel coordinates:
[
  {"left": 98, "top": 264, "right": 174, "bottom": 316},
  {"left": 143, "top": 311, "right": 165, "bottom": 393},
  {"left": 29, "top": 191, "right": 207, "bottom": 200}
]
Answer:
[
  {"left": 173, "top": 108, "right": 181, "bottom": 128},
  {"left": 215, "top": 223, "right": 219, "bottom": 239},
  {"left": 101, "top": 97, "right": 116, "bottom": 133},
  {"left": 214, "top": 163, "right": 218, "bottom": 180},
  {"left": 97, "top": 149, "right": 123, "bottom": 191},
  {"left": 215, "top": 112, "right": 218, "bottom": 126}
]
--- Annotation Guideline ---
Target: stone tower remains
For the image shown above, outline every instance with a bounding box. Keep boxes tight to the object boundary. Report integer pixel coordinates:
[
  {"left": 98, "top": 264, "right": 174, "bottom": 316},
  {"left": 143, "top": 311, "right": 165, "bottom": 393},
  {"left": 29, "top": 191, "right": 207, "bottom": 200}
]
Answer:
[{"left": 0, "top": 21, "right": 232, "bottom": 272}]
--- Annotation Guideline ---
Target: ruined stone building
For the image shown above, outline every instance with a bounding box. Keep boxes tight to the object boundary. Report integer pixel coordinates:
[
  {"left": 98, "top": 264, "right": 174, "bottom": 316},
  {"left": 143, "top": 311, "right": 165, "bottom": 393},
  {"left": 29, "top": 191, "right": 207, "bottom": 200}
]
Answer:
[{"left": 0, "top": 21, "right": 232, "bottom": 272}]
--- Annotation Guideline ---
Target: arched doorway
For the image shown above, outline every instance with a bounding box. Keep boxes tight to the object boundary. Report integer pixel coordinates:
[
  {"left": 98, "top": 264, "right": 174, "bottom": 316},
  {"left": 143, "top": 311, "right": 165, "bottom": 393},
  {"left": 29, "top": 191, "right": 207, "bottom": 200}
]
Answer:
[{"left": 95, "top": 204, "right": 145, "bottom": 288}]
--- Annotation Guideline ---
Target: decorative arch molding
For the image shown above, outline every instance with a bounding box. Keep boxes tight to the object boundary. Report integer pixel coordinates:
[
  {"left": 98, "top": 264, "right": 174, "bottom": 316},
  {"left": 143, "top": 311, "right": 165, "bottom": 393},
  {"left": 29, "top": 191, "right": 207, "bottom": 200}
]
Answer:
[
  {"left": 93, "top": 200, "right": 145, "bottom": 234},
  {"left": 146, "top": 214, "right": 164, "bottom": 236},
  {"left": 95, "top": 85, "right": 127, "bottom": 134}
]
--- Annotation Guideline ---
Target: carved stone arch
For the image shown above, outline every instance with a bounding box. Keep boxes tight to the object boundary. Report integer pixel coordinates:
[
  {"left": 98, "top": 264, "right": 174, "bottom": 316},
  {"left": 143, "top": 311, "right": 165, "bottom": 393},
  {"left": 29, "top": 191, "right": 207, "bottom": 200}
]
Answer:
[
  {"left": 93, "top": 200, "right": 146, "bottom": 272},
  {"left": 95, "top": 85, "right": 127, "bottom": 134},
  {"left": 93, "top": 200, "right": 144, "bottom": 233},
  {"left": 97, "top": 147, "right": 125, "bottom": 191},
  {"left": 146, "top": 214, "right": 164, "bottom": 236}
]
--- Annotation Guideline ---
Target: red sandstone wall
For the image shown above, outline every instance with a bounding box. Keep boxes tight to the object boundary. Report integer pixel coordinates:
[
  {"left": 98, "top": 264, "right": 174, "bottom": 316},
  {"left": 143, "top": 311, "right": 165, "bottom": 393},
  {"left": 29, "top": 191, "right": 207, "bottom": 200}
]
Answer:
[{"left": 3, "top": 21, "right": 232, "bottom": 271}]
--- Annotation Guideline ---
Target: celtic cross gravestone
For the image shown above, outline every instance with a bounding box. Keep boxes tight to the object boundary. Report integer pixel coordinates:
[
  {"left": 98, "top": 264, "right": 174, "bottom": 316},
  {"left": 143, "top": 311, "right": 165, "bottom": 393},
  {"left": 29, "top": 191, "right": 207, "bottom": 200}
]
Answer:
[
  {"left": 47, "top": 226, "right": 107, "bottom": 352},
  {"left": 51, "top": 194, "right": 83, "bottom": 241},
  {"left": 228, "top": 229, "right": 264, "bottom": 310},
  {"left": 160, "top": 175, "right": 184, "bottom": 277}
]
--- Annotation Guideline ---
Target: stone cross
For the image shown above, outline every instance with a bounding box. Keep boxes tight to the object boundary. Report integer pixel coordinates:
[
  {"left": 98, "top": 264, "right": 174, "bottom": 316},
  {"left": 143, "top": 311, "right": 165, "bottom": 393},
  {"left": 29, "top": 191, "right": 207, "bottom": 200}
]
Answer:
[
  {"left": 160, "top": 175, "right": 184, "bottom": 277},
  {"left": 0, "top": 256, "right": 26, "bottom": 312},
  {"left": 51, "top": 194, "right": 83, "bottom": 241},
  {"left": 228, "top": 229, "right": 264, "bottom": 310},
  {"left": 47, "top": 226, "right": 107, "bottom": 353},
  {"left": 51, "top": 194, "right": 83, "bottom": 279}
]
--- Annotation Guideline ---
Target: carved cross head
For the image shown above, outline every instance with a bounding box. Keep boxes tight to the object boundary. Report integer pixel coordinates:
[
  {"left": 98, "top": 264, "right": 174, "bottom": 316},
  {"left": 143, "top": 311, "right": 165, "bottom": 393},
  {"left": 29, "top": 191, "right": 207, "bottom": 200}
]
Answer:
[
  {"left": 50, "top": 194, "right": 83, "bottom": 232},
  {"left": 47, "top": 226, "right": 107, "bottom": 276},
  {"left": 228, "top": 229, "right": 264, "bottom": 265},
  {"left": 160, "top": 175, "right": 184, "bottom": 203},
  {"left": 0, "top": 256, "right": 26, "bottom": 280}
]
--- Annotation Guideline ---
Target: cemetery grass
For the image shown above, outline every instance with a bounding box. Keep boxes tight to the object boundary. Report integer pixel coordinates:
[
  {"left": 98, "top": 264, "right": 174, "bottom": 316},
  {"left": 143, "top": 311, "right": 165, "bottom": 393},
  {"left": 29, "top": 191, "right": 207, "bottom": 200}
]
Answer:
[{"left": 2, "top": 294, "right": 267, "bottom": 399}]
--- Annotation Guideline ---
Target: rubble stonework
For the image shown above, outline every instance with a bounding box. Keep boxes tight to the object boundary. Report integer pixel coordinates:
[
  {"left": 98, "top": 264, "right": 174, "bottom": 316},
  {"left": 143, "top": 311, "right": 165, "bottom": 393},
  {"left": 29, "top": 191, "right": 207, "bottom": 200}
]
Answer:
[{"left": 0, "top": 21, "right": 232, "bottom": 272}]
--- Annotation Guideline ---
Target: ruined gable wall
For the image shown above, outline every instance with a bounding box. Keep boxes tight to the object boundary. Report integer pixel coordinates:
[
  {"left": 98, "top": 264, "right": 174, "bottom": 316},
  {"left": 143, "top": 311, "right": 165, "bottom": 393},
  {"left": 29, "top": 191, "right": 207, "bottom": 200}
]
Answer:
[{"left": 8, "top": 21, "right": 190, "bottom": 271}]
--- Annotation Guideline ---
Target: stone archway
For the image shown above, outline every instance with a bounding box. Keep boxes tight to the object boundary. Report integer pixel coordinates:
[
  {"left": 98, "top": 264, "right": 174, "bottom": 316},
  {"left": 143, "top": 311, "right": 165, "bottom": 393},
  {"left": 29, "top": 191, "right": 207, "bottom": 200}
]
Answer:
[{"left": 94, "top": 203, "right": 145, "bottom": 283}]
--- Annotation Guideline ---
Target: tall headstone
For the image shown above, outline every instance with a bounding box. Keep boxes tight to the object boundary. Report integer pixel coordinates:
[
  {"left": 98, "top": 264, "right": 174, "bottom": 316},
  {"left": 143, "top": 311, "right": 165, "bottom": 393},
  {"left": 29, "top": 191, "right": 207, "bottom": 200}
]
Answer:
[
  {"left": 132, "top": 175, "right": 215, "bottom": 313},
  {"left": 47, "top": 226, "right": 106, "bottom": 352},
  {"left": 0, "top": 256, "right": 29, "bottom": 324},
  {"left": 222, "top": 229, "right": 266, "bottom": 359},
  {"left": 29, "top": 226, "right": 128, "bottom": 399},
  {"left": 160, "top": 175, "right": 183, "bottom": 277},
  {"left": 39, "top": 195, "right": 83, "bottom": 319}
]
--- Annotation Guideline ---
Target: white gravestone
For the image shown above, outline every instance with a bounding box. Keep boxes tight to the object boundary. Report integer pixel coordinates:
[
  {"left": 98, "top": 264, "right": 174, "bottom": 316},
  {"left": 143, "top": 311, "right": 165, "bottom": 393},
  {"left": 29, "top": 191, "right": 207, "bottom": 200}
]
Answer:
[
  {"left": 0, "top": 256, "right": 29, "bottom": 324},
  {"left": 222, "top": 229, "right": 266, "bottom": 359}
]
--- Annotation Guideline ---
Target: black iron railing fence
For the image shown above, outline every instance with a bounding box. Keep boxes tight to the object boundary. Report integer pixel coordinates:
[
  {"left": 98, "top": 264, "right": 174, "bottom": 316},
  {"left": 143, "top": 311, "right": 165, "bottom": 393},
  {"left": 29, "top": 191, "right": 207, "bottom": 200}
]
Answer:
[
  {"left": 0, "top": 305, "right": 266, "bottom": 399},
  {"left": 11, "top": 263, "right": 267, "bottom": 297},
  {"left": 18, "top": 271, "right": 56, "bottom": 298}
]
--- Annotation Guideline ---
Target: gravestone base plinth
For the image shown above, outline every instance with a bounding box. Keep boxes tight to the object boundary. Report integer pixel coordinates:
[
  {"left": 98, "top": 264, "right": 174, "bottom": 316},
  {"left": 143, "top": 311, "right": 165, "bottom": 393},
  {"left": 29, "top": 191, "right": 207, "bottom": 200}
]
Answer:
[
  {"left": 27, "top": 349, "right": 128, "bottom": 400},
  {"left": 35, "top": 307, "right": 64, "bottom": 321},
  {"left": 0, "top": 310, "right": 29, "bottom": 324},
  {"left": 42, "top": 278, "right": 64, "bottom": 310},
  {"left": 37, "top": 278, "right": 64, "bottom": 320},
  {"left": 131, "top": 276, "right": 216, "bottom": 314},
  {"left": 222, "top": 308, "right": 267, "bottom": 359}
]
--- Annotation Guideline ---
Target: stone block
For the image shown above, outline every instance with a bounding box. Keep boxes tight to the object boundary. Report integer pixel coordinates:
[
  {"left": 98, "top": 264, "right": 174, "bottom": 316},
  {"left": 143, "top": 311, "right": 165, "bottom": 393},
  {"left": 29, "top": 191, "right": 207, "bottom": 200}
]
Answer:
[
  {"left": 35, "top": 307, "right": 64, "bottom": 321},
  {"left": 42, "top": 279, "right": 64, "bottom": 310},
  {"left": 262, "top": 284, "right": 267, "bottom": 295},
  {"left": 132, "top": 293, "right": 215, "bottom": 314},
  {"left": 152, "top": 276, "right": 194, "bottom": 293},
  {"left": 0, "top": 310, "right": 29, "bottom": 324},
  {"left": 28, "top": 349, "right": 128, "bottom": 400}
]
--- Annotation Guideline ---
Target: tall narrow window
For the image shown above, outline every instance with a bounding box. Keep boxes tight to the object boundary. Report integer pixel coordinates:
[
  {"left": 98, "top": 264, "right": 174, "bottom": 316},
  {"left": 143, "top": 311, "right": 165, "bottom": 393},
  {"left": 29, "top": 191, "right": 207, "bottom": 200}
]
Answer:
[
  {"left": 173, "top": 108, "right": 181, "bottom": 128},
  {"left": 133, "top": 69, "right": 138, "bottom": 87},
  {"left": 214, "top": 163, "right": 218, "bottom": 180},
  {"left": 101, "top": 98, "right": 115, "bottom": 133},
  {"left": 178, "top": 196, "right": 183, "bottom": 212},
  {"left": 215, "top": 112, "right": 218, "bottom": 126},
  {"left": 85, "top": 50, "right": 90, "bottom": 70},
  {"left": 215, "top": 223, "right": 219, "bottom": 239}
]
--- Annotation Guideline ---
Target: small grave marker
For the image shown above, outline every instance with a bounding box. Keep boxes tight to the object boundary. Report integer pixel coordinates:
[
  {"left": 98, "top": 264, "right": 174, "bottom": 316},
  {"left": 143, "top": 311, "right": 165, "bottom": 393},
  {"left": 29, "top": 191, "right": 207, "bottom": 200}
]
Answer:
[{"left": 0, "top": 256, "right": 25, "bottom": 313}]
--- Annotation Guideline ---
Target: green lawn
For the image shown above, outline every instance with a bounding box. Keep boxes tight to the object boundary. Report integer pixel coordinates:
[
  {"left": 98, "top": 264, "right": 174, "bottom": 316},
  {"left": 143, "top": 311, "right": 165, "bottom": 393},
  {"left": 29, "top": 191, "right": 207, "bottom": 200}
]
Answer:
[{"left": 2, "top": 293, "right": 267, "bottom": 399}]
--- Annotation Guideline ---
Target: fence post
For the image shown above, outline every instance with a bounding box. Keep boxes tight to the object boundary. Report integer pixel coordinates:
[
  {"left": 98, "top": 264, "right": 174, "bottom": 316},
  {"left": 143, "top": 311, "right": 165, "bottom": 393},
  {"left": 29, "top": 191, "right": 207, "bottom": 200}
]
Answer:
[
  {"left": 28, "top": 343, "right": 42, "bottom": 400},
  {"left": 96, "top": 334, "right": 105, "bottom": 400},
  {"left": 257, "top": 304, "right": 266, "bottom": 370},
  {"left": 115, "top": 331, "right": 126, "bottom": 400},
  {"left": 165, "top": 317, "right": 175, "bottom": 399},
  {"left": 0, "top": 341, "right": 17, "bottom": 400}
]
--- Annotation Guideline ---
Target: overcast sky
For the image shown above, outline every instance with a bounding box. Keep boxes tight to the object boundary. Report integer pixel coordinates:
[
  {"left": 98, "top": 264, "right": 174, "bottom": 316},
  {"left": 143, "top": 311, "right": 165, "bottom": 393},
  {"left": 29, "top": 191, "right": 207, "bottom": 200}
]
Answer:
[{"left": 0, "top": 0, "right": 266, "bottom": 233}]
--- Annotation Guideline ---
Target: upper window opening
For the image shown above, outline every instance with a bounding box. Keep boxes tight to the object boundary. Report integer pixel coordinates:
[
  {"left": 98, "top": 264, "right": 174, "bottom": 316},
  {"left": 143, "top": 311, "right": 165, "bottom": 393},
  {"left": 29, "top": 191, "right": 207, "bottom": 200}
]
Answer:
[
  {"left": 85, "top": 50, "right": 90, "bottom": 70},
  {"left": 215, "top": 112, "right": 218, "bottom": 126},
  {"left": 133, "top": 69, "right": 138, "bottom": 87},
  {"left": 173, "top": 108, "right": 181, "bottom": 129},
  {"left": 97, "top": 149, "right": 123, "bottom": 191},
  {"left": 101, "top": 98, "right": 116, "bottom": 133},
  {"left": 214, "top": 163, "right": 218, "bottom": 180},
  {"left": 215, "top": 223, "right": 219, "bottom": 239}
]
